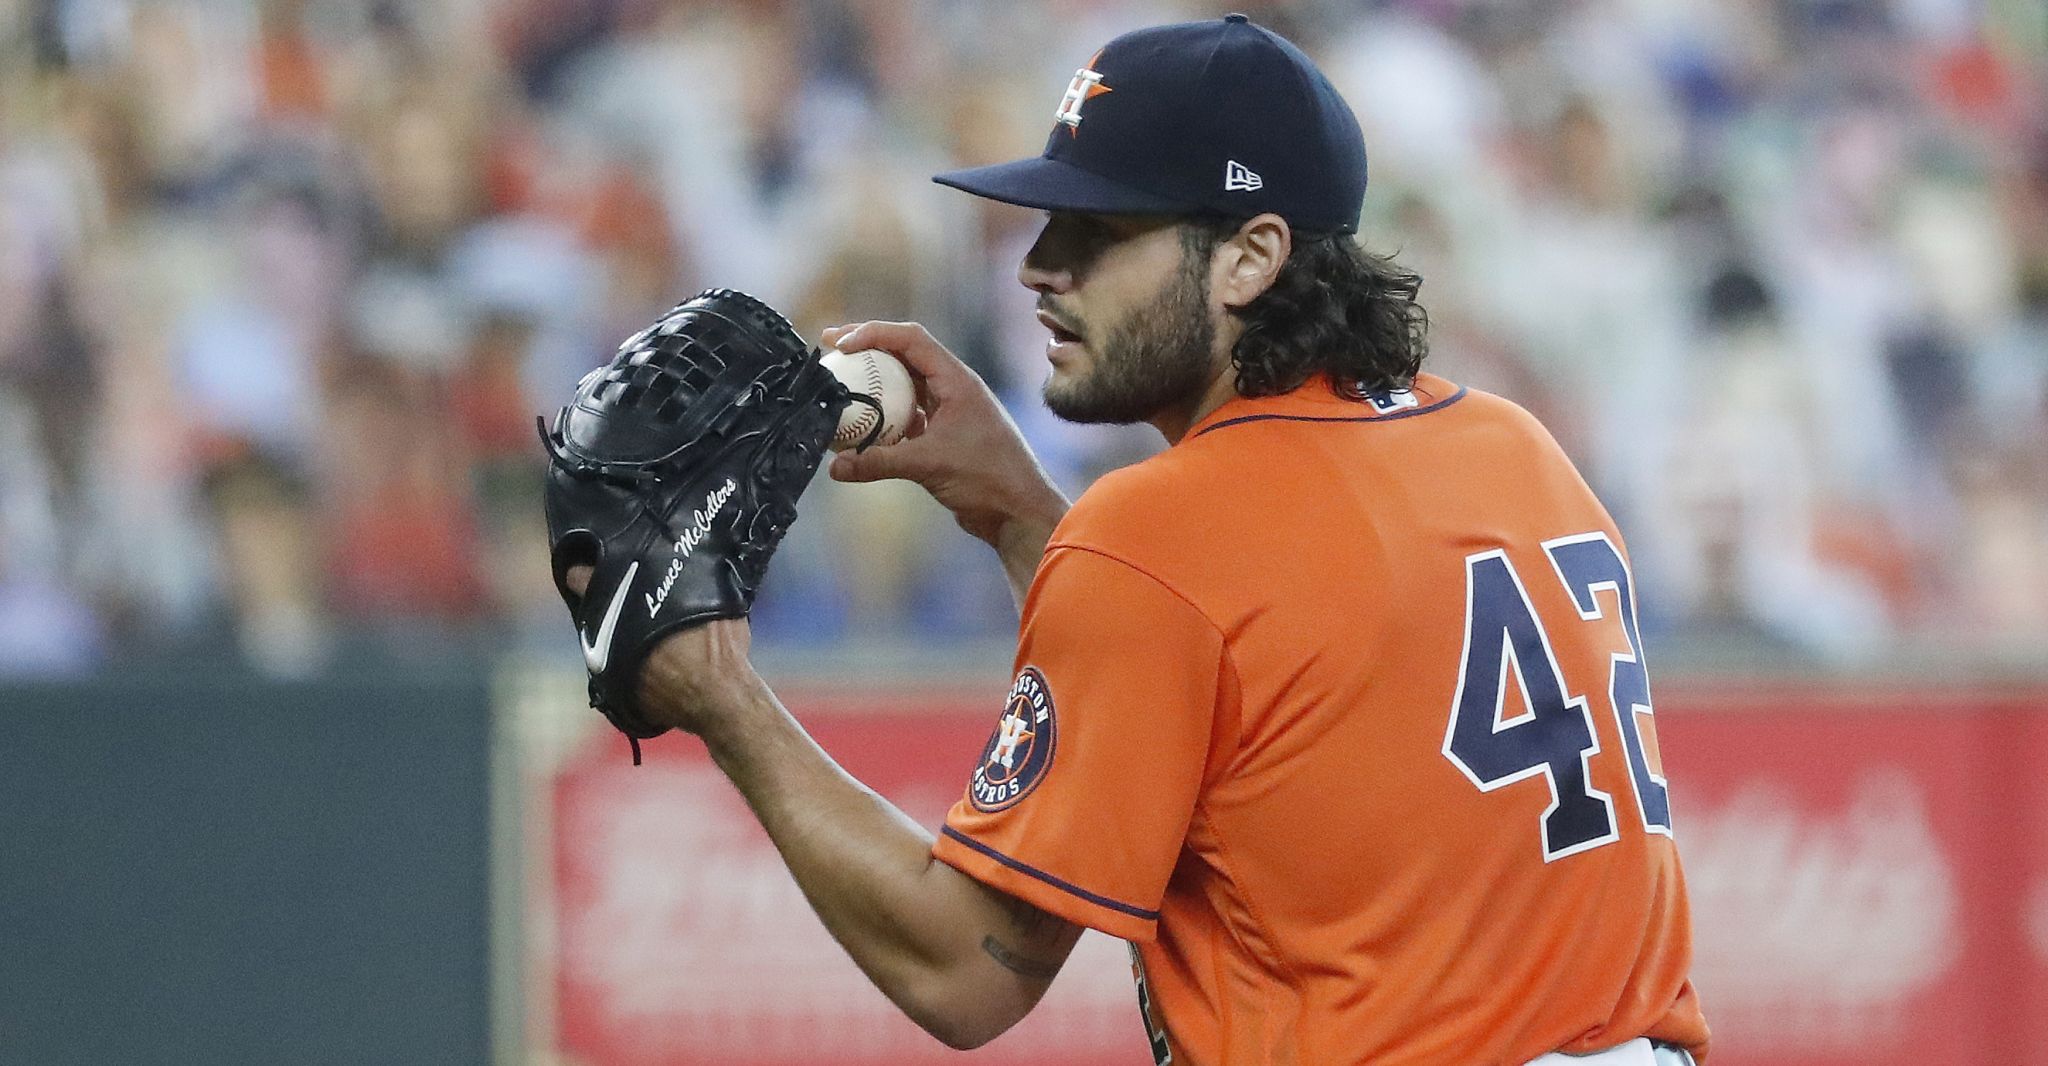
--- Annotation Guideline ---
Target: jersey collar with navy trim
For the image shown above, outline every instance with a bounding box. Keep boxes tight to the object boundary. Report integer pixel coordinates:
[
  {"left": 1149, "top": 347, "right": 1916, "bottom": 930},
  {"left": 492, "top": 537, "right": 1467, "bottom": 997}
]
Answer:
[{"left": 1187, "top": 373, "right": 1467, "bottom": 440}]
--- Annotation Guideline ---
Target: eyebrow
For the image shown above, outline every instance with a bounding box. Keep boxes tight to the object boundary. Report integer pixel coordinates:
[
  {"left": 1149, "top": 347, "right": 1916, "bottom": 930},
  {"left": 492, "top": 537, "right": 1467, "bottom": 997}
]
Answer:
[{"left": 1055, "top": 211, "right": 1172, "bottom": 239}]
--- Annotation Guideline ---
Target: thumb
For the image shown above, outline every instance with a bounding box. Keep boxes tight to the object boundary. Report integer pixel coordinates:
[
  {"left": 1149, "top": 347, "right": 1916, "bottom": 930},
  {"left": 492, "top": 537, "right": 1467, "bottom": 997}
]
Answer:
[{"left": 829, "top": 439, "right": 928, "bottom": 485}]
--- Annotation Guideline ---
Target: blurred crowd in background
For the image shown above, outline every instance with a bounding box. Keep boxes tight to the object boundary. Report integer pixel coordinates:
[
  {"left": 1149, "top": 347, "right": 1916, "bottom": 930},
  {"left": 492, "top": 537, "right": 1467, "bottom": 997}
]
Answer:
[{"left": 0, "top": 0, "right": 2043, "bottom": 677}]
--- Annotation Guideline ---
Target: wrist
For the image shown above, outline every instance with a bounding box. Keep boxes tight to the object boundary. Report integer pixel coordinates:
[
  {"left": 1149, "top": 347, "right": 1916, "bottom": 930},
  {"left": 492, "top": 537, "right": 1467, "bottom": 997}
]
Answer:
[
  {"left": 993, "top": 509, "right": 1060, "bottom": 557},
  {"left": 993, "top": 476, "right": 1069, "bottom": 544},
  {"left": 685, "top": 662, "right": 768, "bottom": 737},
  {"left": 635, "top": 618, "right": 766, "bottom": 737}
]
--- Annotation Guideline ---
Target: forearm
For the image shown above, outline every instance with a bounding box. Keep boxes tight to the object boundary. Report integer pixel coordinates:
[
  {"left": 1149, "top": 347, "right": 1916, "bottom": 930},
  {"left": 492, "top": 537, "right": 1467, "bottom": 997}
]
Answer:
[
  {"left": 993, "top": 510, "right": 1062, "bottom": 610},
  {"left": 695, "top": 674, "right": 1059, "bottom": 1044},
  {"left": 980, "top": 469, "right": 1068, "bottom": 609},
  {"left": 703, "top": 679, "right": 953, "bottom": 981}
]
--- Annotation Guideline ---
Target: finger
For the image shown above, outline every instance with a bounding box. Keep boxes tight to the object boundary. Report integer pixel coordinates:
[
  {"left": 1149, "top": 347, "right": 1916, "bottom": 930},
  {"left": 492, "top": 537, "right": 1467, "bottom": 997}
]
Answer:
[
  {"left": 830, "top": 449, "right": 885, "bottom": 483},
  {"left": 828, "top": 452, "right": 864, "bottom": 482},
  {"left": 829, "top": 437, "right": 932, "bottom": 484},
  {"left": 824, "top": 321, "right": 884, "bottom": 356},
  {"left": 825, "top": 322, "right": 945, "bottom": 418},
  {"left": 831, "top": 321, "right": 973, "bottom": 395}
]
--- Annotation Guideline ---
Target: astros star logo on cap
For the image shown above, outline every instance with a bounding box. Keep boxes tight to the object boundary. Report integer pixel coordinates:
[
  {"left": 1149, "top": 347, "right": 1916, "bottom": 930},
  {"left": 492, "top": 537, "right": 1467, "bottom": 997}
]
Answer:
[{"left": 1054, "top": 50, "right": 1113, "bottom": 133}]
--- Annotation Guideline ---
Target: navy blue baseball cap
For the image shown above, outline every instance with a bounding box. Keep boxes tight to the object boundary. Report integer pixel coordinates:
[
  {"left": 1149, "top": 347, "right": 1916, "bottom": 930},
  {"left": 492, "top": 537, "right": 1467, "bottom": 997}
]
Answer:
[{"left": 934, "top": 14, "right": 1369, "bottom": 235}]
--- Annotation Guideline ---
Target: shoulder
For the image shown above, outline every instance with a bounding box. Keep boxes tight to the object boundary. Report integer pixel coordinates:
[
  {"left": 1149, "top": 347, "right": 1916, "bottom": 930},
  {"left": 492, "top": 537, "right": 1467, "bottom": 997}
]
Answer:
[
  {"left": 1049, "top": 444, "right": 1217, "bottom": 562},
  {"left": 1441, "top": 383, "right": 1580, "bottom": 464},
  {"left": 1029, "top": 459, "right": 1225, "bottom": 648},
  {"left": 1450, "top": 381, "right": 1546, "bottom": 423}
]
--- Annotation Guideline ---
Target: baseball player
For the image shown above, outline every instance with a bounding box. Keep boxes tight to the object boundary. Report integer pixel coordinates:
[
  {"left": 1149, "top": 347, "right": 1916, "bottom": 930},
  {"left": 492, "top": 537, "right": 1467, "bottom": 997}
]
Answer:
[{"left": 578, "top": 15, "right": 1708, "bottom": 1065}]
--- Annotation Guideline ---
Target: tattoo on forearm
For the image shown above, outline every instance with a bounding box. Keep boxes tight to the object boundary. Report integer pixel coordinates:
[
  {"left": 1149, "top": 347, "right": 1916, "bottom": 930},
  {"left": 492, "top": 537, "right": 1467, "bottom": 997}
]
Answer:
[{"left": 982, "top": 935, "right": 1062, "bottom": 981}]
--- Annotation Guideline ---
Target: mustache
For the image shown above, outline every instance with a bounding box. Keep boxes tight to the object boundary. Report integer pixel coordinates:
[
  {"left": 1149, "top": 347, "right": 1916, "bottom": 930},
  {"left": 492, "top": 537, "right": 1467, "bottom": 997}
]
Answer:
[{"left": 1036, "top": 298, "right": 1087, "bottom": 339}]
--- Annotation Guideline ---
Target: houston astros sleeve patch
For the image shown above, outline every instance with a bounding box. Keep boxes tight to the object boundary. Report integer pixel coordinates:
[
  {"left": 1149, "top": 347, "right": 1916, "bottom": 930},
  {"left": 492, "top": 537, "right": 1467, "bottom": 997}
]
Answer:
[{"left": 970, "top": 667, "right": 1058, "bottom": 812}]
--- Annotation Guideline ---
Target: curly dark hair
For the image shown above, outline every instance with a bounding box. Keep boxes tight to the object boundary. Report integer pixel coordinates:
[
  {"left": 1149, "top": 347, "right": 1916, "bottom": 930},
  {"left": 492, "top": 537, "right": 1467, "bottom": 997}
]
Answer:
[{"left": 1181, "top": 218, "right": 1429, "bottom": 399}]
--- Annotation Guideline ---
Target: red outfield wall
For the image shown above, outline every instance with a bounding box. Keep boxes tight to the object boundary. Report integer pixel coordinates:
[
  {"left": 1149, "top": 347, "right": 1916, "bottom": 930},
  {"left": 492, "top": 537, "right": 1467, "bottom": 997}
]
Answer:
[{"left": 516, "top": 684, "right": 2048, "bottom": 1065}]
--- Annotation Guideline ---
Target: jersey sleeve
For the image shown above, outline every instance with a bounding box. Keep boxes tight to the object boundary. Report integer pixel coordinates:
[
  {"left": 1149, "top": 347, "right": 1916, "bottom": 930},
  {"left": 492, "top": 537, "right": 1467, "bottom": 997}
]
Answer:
[{"left": 932, "top": 544, "right": 1226, "bottom": 942}]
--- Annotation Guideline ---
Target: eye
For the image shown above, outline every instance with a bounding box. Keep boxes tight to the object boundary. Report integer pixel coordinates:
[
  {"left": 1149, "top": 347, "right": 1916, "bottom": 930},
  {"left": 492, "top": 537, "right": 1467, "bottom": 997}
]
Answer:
[
  {"left": 1065, "top": 215, "right": 1122, "bottom": 255},
  {"left": 1048, "top": 211, "right": 1107, "bottom": 236},
  {"left": 1078, "top": 214, "right": 1118, "bottom": 237},
  {"left": 1036, "top": 212, "right": 1122, "bottom": 272}
]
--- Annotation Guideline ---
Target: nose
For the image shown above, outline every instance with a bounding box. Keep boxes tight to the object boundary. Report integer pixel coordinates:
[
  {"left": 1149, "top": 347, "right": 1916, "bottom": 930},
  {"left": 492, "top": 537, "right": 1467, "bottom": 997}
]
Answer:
[{"left": 1017, "top": 219, "right": 1076, "bottom": 296}]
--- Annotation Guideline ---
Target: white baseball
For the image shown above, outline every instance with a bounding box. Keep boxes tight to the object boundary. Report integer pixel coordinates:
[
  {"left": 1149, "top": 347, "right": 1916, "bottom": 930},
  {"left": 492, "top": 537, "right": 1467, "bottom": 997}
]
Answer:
[{"left": 821, "top": 348, "right": 916, "bottom": 451}]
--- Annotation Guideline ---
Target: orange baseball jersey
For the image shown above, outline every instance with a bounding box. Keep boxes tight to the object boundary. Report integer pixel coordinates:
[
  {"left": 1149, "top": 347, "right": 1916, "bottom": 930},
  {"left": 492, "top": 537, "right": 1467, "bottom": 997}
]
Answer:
[{"left": 932, "top": 373, "right": 1709, "bottom": 1065}]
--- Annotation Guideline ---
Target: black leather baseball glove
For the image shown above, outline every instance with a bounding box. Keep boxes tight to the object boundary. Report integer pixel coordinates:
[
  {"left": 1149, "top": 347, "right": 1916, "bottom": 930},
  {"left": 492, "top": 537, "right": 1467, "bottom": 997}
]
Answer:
[{"left": 538, "top": 289, "right": 877, "bottom": 762}]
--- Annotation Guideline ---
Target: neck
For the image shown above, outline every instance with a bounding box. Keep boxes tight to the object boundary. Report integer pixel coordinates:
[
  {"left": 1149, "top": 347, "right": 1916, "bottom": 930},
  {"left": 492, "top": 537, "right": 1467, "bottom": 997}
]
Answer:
[
  {"left": 1148, "top": 323, "right": 1244, "bottom": 443},
  {"left": 1148, "top": 362, "right": 1241, "bottom": 443}
]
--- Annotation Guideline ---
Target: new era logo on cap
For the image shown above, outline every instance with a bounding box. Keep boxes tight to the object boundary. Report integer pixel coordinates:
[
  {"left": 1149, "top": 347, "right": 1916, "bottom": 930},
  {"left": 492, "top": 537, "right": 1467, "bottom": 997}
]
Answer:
[{"left": 1225, "top": 160, "right": 1263, "bottom": 192}]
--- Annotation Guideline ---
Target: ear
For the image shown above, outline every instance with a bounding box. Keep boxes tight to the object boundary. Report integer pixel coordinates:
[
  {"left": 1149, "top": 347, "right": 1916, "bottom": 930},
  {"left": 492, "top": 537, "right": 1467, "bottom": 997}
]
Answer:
[{"left": 1213, "top": 213, "right": 1292, "bottom": 310}]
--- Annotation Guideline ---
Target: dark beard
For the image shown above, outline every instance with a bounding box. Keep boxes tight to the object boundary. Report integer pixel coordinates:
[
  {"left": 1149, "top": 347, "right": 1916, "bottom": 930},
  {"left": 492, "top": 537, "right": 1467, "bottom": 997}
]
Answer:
[{"left": 1042, "top": 250, "right": 1217, "bottom": 425}]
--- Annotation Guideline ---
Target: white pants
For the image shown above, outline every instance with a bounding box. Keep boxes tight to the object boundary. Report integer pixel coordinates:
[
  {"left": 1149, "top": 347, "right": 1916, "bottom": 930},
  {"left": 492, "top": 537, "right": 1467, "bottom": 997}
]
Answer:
[{"left": 1526, "top": 1037, "right": 1696, "bottom": 1066}]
